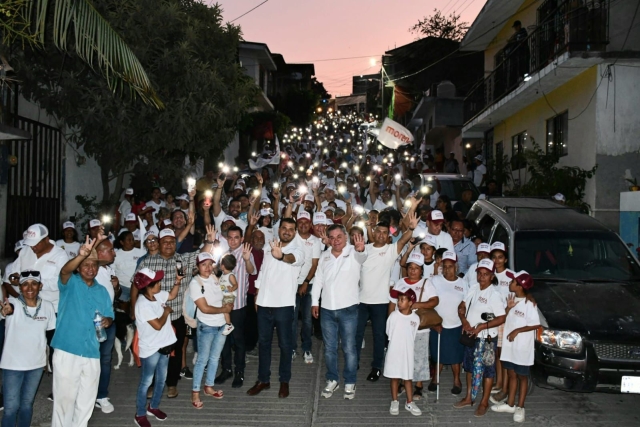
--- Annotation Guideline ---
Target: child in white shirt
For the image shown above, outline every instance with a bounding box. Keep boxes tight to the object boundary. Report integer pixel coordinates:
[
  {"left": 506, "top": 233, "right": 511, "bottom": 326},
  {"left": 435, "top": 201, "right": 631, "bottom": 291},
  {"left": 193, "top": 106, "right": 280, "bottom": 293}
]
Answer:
[
  {"left": 219, "top": 254, "right": 238, "bottom": 336},
  {"left": 490, "top": 270, "right": 540, "bottom": 423},
  {"left": 383, "top": 289, "right": 421, "bottom": 417}
]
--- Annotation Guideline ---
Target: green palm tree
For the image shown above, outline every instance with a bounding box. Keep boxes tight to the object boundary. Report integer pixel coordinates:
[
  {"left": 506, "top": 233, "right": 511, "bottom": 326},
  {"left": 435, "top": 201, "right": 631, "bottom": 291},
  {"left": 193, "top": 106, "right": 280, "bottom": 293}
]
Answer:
[{"left": 1, "top": 0, "right": 163, "bottom": 108}]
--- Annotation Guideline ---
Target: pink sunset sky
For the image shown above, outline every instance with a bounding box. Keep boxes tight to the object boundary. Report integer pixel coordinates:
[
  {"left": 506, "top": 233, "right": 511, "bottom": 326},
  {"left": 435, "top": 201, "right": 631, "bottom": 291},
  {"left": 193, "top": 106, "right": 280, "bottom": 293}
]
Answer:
[{"left": 211, "top": 0, "right": 485, "bottom": 97}]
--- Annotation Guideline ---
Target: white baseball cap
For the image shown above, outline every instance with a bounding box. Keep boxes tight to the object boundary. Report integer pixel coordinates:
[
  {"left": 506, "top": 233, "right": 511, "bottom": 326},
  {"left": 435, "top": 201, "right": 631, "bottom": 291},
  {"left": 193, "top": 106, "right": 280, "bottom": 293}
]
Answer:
[
  {"left": 260, "top": 197, "right": 271, "bottom": 205},
  {"left": 197, "top": 252, "right": 215, "bottom": 265},
  {"left": 125, "top": 188, "right": 134, "bottom": 196},
  {"left": 303, "top": 194, "right": 315, "bottom": 202},
  {"left": 428, "top": 210, "right": 444, "bottom": 223},
  {"left": 477, "top": 243, "right": 491, "bottom": 254},
  {"left": 144, "top": 230, "right": 158, "bottom": 241},
  {"left": 553, "top": 193, "right": 565, "bottom": 202},
  {"left": 62, "top": 221, "right": 75, "bottom": 230},
  {"left": 490, "top": 242, "right": 506, "bottom": 253},
  {"left": 260, "top": 208, "right": 273, "bottom": 217},
  {"left": 407, "top": 252, "right": 424, "bottom": 267},
  {"left": 442, "top": 251, "right": 457, "bottom": 262},
  {"left": 14, "top": 239, "right": 26, "bottom": 253},
  {"left": 159, "top": 229, "right": 176, "bottom": 240},
  {"left": 160, "top": 187, "right": 168, "bottom": 195},
  {"left": 175, "top": 194, "right": 189, "bottom": 202},
  {"left": 233, "top": 184, "right": 244, "bottom": 191},
  {"left": 297, "top": 211, "right": 311, "bottom": 222},
  {"left": 23, "top": 224, "right": 49, "bottom": 246},
  {"left": 476, "top": 258, "right": 495, "bottom": 272},
  {"left": 313, "top": 212, "right": 327, "bottom": 225},
  {"left": 89, "top": 219, "right": 102, "bottom": 229},
  {"left": 422, "top": 234, "right": 437, "bottom": 248},
  {"left": 322, "top": 206, "right": 335, "bottom": 213},
  {"left": 326, "top": 219, "right": 334, "bottom": 225},
  {"left": 474, "top": 154, "right": 484, "bottom": 162},
  {"left": 324, "top": 184, "right": 337, "bottom": 192},
  {"left": 125, "top": 213, "right": 137, "bottom": 223}
]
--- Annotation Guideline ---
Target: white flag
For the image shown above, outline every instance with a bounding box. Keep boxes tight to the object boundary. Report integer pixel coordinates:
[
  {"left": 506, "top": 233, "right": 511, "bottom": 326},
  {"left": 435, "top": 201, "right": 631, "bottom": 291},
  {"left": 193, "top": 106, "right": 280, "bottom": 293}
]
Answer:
[
  {"left": 376, "top": 118, "right": 413, "bottom": 150},
  {"left": 249, "top": 137, "right": 281, "bottom": 170}
]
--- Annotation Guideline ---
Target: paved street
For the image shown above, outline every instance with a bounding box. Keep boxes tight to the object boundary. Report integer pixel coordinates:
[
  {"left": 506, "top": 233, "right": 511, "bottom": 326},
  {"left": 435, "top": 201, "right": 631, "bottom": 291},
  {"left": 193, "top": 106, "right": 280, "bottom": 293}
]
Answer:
[{"left": 21, "top": 326, "right": 640, "bottom": 426}]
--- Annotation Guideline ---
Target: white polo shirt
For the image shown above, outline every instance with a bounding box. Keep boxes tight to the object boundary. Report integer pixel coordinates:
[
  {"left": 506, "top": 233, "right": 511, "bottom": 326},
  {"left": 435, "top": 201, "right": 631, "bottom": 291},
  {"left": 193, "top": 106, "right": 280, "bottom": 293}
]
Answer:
[
  {"left": 294, "top": 233, "right": 322, "bottom": 285},
  {"left": 55, "top": 240, "right": 81, "bottom": 259},
  {"left": 255, "top": 240, "right": 304, "bottom": 308},
  {"left": 213, "top": 210, "right": 248, "bottom": 233},
  {"left": 312, "top": 245, "right": 367, "bottom": 311},
  {"left": 411, "top": 228, "right": 454, "bottom": 252},
  {"left": 359, "top": 243, "right": 400, "bottom": 304},
  {"left": 15, "top": 243, "right": 69, "bottom": 311}
]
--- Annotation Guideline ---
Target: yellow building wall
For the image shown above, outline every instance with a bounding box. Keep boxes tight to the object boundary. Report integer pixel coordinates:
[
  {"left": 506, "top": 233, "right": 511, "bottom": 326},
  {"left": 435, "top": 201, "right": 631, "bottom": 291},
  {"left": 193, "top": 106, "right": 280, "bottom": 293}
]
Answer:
[
  {"left": 484, "top": 0, "right": 541, "bottom": 76},
  {"left": 492, "top": 65, "right": 598, "bottom": 206}
]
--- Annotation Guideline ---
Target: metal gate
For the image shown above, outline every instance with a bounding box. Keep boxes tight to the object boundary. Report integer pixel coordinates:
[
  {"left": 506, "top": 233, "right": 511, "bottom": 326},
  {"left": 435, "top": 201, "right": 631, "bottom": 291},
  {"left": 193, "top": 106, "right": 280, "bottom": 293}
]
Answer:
[{"left": 4, "top": 116, "right": 63, "bottom": 254}]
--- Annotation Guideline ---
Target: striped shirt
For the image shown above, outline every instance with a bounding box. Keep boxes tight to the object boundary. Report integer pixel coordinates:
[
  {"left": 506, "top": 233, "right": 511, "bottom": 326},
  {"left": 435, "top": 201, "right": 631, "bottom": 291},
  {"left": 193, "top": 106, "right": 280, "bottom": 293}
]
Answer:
[
  {"left": 135, "top": 251, "right": 199, "bottom": 321},
  {"left": 228, "top": 246, "right": 256, "bottom": 310}
]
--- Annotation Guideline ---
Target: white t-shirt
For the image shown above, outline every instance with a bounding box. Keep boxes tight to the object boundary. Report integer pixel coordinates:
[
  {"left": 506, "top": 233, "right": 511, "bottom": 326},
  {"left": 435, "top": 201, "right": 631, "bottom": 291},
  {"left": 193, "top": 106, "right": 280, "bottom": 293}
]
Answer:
[
  {"left": 219, "top": 272, "right": 236, "bottom": 297},
  {"left": 114, "top": 248, "right": 147, "bottom": 288},
  {"left": 145, "top": 200, "right": 166, "bottom": 223},
  {"left": 423, "top": 260, "right": 436, "bottom": 279},
  {"left": 118, "top": 199, "right": 132, "bottom": 226},
  {"left": 464, "top": 285, "right": 506, "bottom": 339},
  {"left": 465, "top": 261, "right": 479, "bottom": 288},
  {"left": 430, "top": 275, "right": 469, "bottom": 329},
  {"left": 412, "top": 229, "right": 454, "bottom": 252},
  {"left": 383, "top": 310, "right": 420, "bottom": 380},
  {"left": 135, "top": 291, "right": 177, "bottom": 359},
  {"left": 360, "top": 244, "right": 400, "bottom": 304},
  {"left": 294, "top": 233, "right": 322, "bottom": 284},
  {"left": 95, "top": 265, "right": 116, "bottom": 303},
  {"left": 189, "top": 275, "right": 225, "bottom": 327},
  {"left": 0, "top": 297, "right": 56, "bottom": 370},
  {"left": 501, "top": 298, "right": 540, "bottom": 366},
  {"left": 389, "top": 277, "right": 437, "bottom": 335},
  {"left": 55, "top": 240, "right": 81, "bottom": 259},
  {"left": 471, "top": 164, "right": 487, "bottom": 187},
  {"left": 494, "top": 269, "right": 515, "bottom": 305},
  {"left": 255, "top": 241, "right": 304, "bottom": 308},
  {"left": 14, "top": 243, "right": 69, "bottom": 311}
]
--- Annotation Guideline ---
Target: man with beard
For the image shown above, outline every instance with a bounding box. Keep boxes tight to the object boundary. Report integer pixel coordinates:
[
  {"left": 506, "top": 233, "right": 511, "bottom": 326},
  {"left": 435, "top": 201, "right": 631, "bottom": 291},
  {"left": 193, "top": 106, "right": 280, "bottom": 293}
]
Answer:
[
  {"left": 213, "top": 175, "right": 247, "bottom": 232},
  {"left": 247, "top": 218, "right": 304, "bottom": 399}
]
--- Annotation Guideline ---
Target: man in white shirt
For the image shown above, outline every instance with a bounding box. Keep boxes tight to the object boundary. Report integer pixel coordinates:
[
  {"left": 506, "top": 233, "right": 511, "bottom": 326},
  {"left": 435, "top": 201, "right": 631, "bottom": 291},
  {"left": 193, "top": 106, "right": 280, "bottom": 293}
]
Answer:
[
  {"left": 321, "top": 184, "right": 347, "bottom": 211},
  {"left": 145, "top": 187, "right": 166, "bottom": 224},
  {"left": 212, "top": 176, "right": 248, "bottom": 232},
  {"left": 117, "top": 188, "right": 134, "bottom": 228},
  {"left": 412, "top": 210, "right": 454, "bottom": 252},
  {"left": 312, "top": 225, "right": 367, "bottom": 400},
  {"left": 356, "top": 211, "right": 418, "bottom": 382},
  {"left": 291, "top": 211, "right": 321, "bottom": 364},
  {"left": 248, "top": 218, "right": 304, "bottom": 399},
  {"left": 470, "top": 155, "right": 486, "bottom": 187}
]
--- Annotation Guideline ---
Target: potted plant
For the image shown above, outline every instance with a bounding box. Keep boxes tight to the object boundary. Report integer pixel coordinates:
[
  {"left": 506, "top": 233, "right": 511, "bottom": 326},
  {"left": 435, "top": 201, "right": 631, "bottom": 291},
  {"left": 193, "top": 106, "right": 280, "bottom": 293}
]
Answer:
[{"left": 626, "top": 177, "right": 640, "bottom": 191}]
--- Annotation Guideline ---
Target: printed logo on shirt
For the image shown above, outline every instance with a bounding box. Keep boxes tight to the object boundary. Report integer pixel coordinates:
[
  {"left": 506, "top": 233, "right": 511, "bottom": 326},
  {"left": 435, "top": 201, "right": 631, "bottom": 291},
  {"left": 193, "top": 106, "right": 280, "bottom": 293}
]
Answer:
[
  {"left": 47, "top": 260, "right": 56, "bottom": 265},
  {"left": 454, "top": 285, "right": 465, "bottom": 292},
  {"left": 33, "top": 316, "right": 48, "bottom": 321},
  {"left": 477, "top": 296, "right": 488, "bottom": 305},
  {"left": 410, "top": 320, "right": 418, "bottom": 328},
  {"left": 305, "top": 241, "right": 314, "bottom": 247},
  {"left": 323, "top": 255, "right": 330, "bottom": 262},
  {"left": 514, "top": 309, "right": 526, "bottom": 318},
  {"left": 69, "top": 252, "right": 78, "bottom": 257},
  {"left": 379, "top": 252, "right": 387, "bottom": 257}
]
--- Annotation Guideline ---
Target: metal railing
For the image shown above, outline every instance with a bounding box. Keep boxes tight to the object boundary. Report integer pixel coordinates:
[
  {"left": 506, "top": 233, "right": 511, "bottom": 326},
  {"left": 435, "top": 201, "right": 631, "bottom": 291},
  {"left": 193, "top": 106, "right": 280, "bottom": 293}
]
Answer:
[{"left": 463, "top": 0, "right": 609, "bottom": 124}]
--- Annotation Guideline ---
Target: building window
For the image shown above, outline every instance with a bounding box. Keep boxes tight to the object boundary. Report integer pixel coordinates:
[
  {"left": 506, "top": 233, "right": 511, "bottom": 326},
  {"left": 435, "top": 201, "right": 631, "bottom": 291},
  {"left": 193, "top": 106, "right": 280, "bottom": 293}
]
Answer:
[
  {"left": 546, "top": 112, "right": 568, "bottom": 157},
  {"left": 511, "top": 131, "right": 529, "bottom": 169}
]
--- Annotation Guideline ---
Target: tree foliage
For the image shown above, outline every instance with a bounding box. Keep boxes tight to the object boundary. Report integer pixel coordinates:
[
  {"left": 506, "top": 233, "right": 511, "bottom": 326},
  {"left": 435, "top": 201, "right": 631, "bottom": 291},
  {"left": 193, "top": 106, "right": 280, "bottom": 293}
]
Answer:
[
  {"left": 12, "top": 0, "right": 258, "bottom": 204},
  {"left": 273, "top": 87, "right": 319, "bottom": 127},
  {"left": 409, "top": 9, "right": 468, "bottom": 42},
  {"left": 0, "top": 0, "right": 161, "bottom": 107}
]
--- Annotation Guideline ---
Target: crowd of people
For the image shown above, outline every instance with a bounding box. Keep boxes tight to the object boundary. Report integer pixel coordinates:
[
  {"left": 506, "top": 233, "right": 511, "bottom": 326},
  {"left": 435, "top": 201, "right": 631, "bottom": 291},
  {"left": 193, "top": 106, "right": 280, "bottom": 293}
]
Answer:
[{"left": 0, "top": 111, "right": 542, "bottom": 426}]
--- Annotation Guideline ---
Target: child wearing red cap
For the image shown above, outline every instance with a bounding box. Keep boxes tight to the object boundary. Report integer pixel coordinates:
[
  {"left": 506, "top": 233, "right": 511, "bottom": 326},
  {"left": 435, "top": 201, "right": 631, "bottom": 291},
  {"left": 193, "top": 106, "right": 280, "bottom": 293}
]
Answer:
[
  {"left": 383, "top": 289, "right": 422, "bottom": 417},
  {"left": 490, "top": 270, "right": 540, "bottom": 423}
]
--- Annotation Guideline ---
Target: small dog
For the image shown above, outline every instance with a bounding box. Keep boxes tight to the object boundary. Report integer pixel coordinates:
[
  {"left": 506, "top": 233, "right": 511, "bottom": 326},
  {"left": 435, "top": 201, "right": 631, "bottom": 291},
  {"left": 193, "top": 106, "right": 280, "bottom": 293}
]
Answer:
[{"left": 114, "top": 301, "right": 135, "bottom": 369}]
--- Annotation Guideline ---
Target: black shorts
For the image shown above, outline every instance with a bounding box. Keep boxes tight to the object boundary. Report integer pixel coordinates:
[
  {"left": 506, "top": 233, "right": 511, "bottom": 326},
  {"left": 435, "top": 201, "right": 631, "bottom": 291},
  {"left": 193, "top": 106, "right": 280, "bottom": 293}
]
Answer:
[{"left": 502, "top": 360, "right": 530, "bottom": 376}]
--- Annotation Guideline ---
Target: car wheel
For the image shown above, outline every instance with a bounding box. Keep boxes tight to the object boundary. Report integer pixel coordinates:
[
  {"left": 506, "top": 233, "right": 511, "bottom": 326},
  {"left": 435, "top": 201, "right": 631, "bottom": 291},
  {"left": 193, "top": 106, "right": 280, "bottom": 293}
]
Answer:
[{"left": 526, "top": 374, "right": 535, "bottom": 395}]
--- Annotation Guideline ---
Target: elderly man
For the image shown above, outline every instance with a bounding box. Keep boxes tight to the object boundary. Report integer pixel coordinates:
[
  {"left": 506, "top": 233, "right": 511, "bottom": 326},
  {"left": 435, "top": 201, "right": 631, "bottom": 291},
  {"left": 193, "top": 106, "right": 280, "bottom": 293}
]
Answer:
[
  {"left": 312, "top": 225, "right": 367, "bottom": 400},
  {"left": 413, "top": 210, "right": 454, "bottom": 252},
  {"left": 51, "top": 236, "right": 113, "bottom": 427},
  {"left": 214, "top": 226, "right": 256, "bottom": 388},
  {"left": 450, "top": 219, "right": 477, "bottom": 276},
  {"left": 131, "top": 226, "right": 216, "bottom": 398},
  {"left": 247, "top": 218, "right": 304, "bottom": 399},
  {"left": 356, "top": 206, "right": 418, "bottom": 383},
  {"left": 93, "top": 239, "right": 120, "bottom": 413}
]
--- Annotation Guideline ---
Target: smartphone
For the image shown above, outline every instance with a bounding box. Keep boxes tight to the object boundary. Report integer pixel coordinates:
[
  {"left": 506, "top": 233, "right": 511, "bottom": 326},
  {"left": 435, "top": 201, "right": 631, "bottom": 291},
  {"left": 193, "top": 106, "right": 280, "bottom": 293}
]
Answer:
[
  {"left": 176, "top": 260, "right": 184, "bottom": 277},
  {"left": 218, "top": 172, "right": 226, "bottom": 181},
  {"left": 293, "top": 191, "right": 301, "bottom": 201},
  {"left": 410, "top": 237, "right": 421, "bottom": 246},
  {"left": 187, "top": 178, "right": 196, "bottom": 193}
]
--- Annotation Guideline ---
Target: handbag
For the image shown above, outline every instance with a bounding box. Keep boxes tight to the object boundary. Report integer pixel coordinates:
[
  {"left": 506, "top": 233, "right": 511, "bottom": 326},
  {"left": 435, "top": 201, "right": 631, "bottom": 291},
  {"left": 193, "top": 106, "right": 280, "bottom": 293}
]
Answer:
[
  {"left": 415, "top": 279, "right": 442, "bottom": 330},
  {"left": 482, "top": 336, "right": 495, "bottom": 366},
  {"left": 459, "top": 290, "right": 477, "bottom": 347},
  {"left": 158, "top": 344, "right": 176, "bottom": 355}
]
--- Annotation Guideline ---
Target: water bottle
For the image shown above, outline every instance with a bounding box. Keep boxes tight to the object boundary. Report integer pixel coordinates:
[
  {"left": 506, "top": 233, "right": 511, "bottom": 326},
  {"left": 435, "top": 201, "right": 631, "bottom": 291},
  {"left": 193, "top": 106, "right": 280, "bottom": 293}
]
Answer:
[{"left": 94, "top": 310, "right": 107, "bottom": 342}]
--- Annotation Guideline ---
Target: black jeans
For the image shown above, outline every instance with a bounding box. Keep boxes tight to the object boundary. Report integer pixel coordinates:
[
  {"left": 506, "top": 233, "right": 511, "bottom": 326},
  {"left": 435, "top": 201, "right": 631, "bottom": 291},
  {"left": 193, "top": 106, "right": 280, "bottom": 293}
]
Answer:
[
  {"left": 167, "top": 316, "right": 186, "bottom": 387},
  {"left": 244, "top": 294, "right": 259, "bottom": 352},
  {"left": 221, "top": 307, "right": 247, "bottom": 373}
]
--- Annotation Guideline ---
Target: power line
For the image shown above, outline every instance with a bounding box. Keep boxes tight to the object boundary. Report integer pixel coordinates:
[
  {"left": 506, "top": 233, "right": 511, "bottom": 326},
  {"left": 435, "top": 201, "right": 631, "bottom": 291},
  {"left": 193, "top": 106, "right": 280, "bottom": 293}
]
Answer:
[
  {"left": 295, "top": 54, "right": 380, "bottom": 63},
  {"left": 229, "top": 0, "right": 270, "bottom": 23},
  {"left": 459, "top": 0, "right": 480, "bottom": 15}
]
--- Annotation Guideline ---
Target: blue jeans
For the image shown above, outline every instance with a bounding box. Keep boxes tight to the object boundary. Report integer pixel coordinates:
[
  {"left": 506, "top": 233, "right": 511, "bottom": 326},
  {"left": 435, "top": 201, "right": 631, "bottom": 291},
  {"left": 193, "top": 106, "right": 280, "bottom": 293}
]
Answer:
[
  {"left": 321, "top": 304, "right": 359, "bottom": 384},
  {"left": 97, "top": 322, "right": 116, "bottom": 399},
  {"left": 136, "top": 352, "right": 169, "bottom": 417},
  {"left": 257, "top": 306, "right": 294, "bottom": 383},
  {"left": 119, "top": 286, "right": 131, "bottom": 302},
  {"left": 355, "top": 303, "right": 388, "bottom": 370},
  {"left": 292, "top": 289, "right": 312, "bottom": 353},
  {"left": 192, "top": 321, "right": 226, "bottom": 392},
  {"left": 2, "top": 368, "right": 44, "bottom": 427}
]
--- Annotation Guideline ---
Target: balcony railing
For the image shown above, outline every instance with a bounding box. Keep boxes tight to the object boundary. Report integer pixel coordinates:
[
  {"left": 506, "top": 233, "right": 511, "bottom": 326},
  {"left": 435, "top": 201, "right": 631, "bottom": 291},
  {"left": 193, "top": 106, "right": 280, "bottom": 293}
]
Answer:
[{"left": 463, "top": 0, "right": 609, "bottom": 124}]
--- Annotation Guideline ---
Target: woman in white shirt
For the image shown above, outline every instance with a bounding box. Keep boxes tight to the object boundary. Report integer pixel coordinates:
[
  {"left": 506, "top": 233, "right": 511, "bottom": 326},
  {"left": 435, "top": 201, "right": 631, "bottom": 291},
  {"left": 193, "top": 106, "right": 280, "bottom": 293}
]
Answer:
[
  {"left": 0, "top": 271, "right": 56, "bottom": 427},
  {"left": 133, "top": 268, "right": 179, "bottom": 426},
  {"left": 114, "top": 231, "right": 147, "bottom": 301},
  {"left": 189, "top": 252, "right": 233, "bottom": 409}
]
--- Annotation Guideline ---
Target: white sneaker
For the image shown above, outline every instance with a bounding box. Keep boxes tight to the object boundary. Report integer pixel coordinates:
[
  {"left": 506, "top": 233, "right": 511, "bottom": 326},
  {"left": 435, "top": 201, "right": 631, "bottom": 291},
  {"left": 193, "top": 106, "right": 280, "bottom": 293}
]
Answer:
[
  {"left": 389, "top": 400, "right": 399, "bottom": 415},
  {"left": 491, "top": 402, "right": 516, "bottom": 413},
  {"left": 304, "top": 351, "right": 314, "bottom": 364},
  {"left": 95, "top": 398, "right": 114, "bottom": 414},
  {"left": 222, "top": 324, "right": 234, "bottom": 336},
  {"left": 292, "top": 350, "right": 297, "bottom": 360},
  {"left": 405, "top": 401, "right": 422, "bottom": 416},
  {"left": 514, "top": 407, "right": 525, "bottom": 423},
  {"left": 343, "top": 384, "right": 356, "bottom": 400},
  {"left": 322, "top": 380, "right": 339, "bottom": 398}
]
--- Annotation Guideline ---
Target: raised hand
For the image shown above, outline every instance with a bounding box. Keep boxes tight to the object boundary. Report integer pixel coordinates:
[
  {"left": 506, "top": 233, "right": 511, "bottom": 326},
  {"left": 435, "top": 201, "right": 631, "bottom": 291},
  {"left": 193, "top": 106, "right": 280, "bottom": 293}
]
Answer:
[
  {"left": 353, "top": 233, "right": 365, "bottom": 252},
  {"left": 255, "top": 171, "right": 263, "bottom": 186},
  {"left": 188, "top": 188, "right": 196, "bottom": 199},
  {"left": 506, "top": 293, "right": 517, "bottom": 310},
  {"left": 249, "top": 211, "right": 260, "bottom": 226},
  {"left": 79, "top": 235, "right": 95, "bottom": 257},
  {"left": 205, "top": 224, "right": 216, "bottom": 242},
  {"left": 242, "top": 242, "right": 252, "bottom": 261},
  {"left": 270, "top": 239, "right": 283, "bottom": 259},
  {"left": 408, "top": 212, "right": 419, "bottom": 230},
  {"left": 1, "top": 298, "right": 13, "bottom": 316}
]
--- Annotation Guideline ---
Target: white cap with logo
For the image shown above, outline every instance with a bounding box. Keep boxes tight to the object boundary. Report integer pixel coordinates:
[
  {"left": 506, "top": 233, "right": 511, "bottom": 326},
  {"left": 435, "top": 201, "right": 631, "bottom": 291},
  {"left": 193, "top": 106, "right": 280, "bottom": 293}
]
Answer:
[{"left": 23, "top": 224, "right": 49, "bottom": 246}]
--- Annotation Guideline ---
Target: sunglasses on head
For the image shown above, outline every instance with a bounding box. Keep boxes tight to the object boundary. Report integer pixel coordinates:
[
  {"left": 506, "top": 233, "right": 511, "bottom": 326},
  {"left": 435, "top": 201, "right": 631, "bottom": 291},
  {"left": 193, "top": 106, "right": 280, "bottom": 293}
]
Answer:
[{"left": 21, "top": 270, "right": 41, "bottom": 278}]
